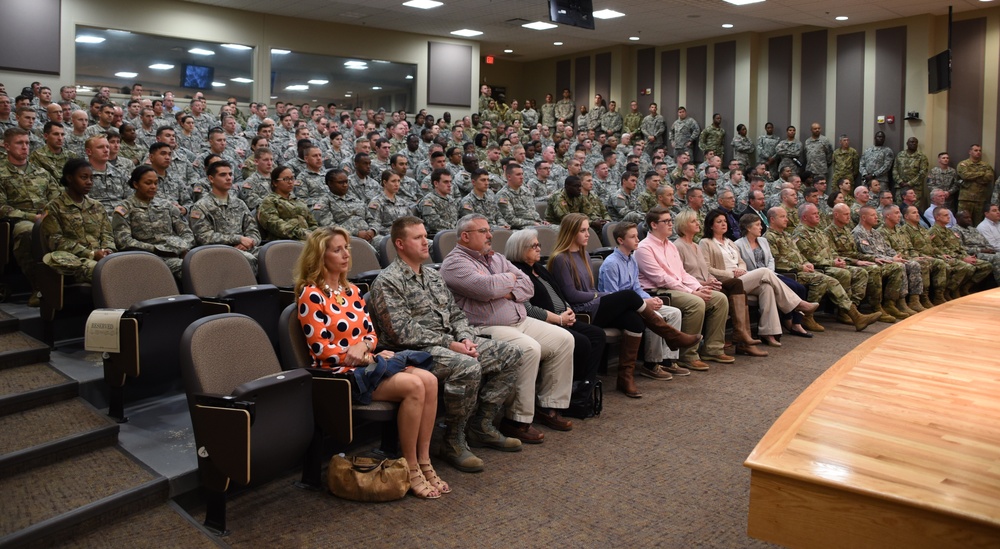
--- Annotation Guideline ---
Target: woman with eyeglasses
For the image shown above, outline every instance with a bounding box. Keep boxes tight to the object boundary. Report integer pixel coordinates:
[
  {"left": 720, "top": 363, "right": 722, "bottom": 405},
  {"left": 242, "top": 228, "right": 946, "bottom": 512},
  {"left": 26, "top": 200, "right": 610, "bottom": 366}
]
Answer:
[
  {"left": 258, "top": 166, "right": 316, "bottom": 241},
  {"left": 547, "top": 214, "right": 701, "bottom": 398}
]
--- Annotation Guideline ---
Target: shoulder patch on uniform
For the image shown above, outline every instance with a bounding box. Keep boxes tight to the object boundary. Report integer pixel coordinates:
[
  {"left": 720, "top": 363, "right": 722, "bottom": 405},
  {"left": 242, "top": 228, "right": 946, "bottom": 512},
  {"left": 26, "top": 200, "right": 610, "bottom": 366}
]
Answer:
[
  {"left": 462, "top": 203, "right": 473, "bottom": 211},
  {"left": 242, "top": 182, "right": 252, "bottom": 189},
  {"left": 497, "top": 197, "right": 508, "bottom": 204},
  {"left": 313, "top": 203, "right": 323, "bottom": 210},
  {"left": 368, "top": 202, "right": 379, "bottom": 210},
  {"left": 193, "top": 185, "right": 203, "bottom": 193},
  {"left": 114, "top": 205, "right": 128, "bottom": 217},
  {"left": 189, "top": 210, "right": 202, "bottom": 220},
  {"left": 422, "top": 199, "right": 434, "bottom": 207}
]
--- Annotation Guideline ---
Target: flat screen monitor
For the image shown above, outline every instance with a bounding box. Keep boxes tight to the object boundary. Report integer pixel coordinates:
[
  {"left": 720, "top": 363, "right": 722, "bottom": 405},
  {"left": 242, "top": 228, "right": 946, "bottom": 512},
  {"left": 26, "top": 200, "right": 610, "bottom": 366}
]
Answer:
[
  {"left": 549, "top": 0, "right": 594, "bottom": 30},
  {"left": 181, "top": 64, "right": 214, "bottom": 90},
  {"left": 928, "top": 50, "right": 950, "bottom": 94}
]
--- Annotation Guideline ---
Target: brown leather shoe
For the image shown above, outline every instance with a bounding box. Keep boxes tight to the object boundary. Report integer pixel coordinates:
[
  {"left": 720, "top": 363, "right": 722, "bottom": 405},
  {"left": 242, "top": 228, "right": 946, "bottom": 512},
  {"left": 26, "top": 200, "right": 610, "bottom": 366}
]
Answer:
[
  {"left": 499, "top": 419, "right": 545, "bottom": 444},
  {"left": 702, "top": 353, "right": 736, "bottom": 363},
  {"left": 534, "top": 408, "right": 573, "bottom": 431},
  {"left": 680, "top": 360, "right": 710, "bottom": 371}
]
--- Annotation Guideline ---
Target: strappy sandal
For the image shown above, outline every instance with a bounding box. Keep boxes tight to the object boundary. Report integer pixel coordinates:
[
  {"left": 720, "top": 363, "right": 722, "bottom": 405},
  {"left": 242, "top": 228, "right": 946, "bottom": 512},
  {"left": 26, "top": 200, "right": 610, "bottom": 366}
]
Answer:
[
  {"left": 419, "top": 462, "right": 451, "bottom": 494},
  {"left": 408, "top": 467, "right": 440, "bottom": 499}
]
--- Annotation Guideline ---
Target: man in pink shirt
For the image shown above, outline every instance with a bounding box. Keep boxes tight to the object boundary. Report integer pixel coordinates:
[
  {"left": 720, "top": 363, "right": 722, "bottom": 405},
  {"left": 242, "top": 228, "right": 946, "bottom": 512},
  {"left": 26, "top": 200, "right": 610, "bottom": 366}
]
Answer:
[{"left": 634, "top": 206, "right": 733, "bottom": 371}]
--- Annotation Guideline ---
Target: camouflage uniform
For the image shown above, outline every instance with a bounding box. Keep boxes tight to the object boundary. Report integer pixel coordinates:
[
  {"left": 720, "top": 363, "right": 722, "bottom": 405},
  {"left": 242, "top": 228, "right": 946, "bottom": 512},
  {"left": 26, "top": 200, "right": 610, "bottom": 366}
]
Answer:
[
  {"left": 892, "top": 150, "right": 929, "bottom": 203},
  {"left": 297, "top": 169, "right": 329, "bottom": 208},
  {"left": 521, "top": 107, "right": 539, "bottom": 129},
  {"left": 313, "top": 192, "right": 375, "bottom": 235},
  {"left": 258, "top": 193, "right": 316, "bottom": 241},
  {"left": 832, "top": 147, "right": 860, "bottom": 185},
  {"left": 600, "top": 110, "right": 623, "bottom": 137},
  {"left": 112, "top": 194, "right": 194, "bottom": 277},
  {"left": 90, "top": 164, "right": 131, "bottom": 216},
  {"left": 119, "top": 142, "right": 144, "bottom": 169},
  {"left": 927, "top": 166, "right": 960, "bottom": 198},
  {"left": 554, "top": 99, "right": 575, "bottom": 123},
  {"left": 458, "top": 190, "right": 508, "bottom": 228},
  {"left": 766, "top": 228, "right": 854, "bottom": 309},
  {"left": 781, "top": 203, "right": 800, "bottom": 232},
  {"left": 189, "top": 193, "right": 261, "bottom": 271},
  {"left": 880, "top": 223, "right": 948, "bottom": 295},
  {"left": 900, "top": 222, "right": 969, "bottom": 293},
  {"left": 41, "top": 191, "right": 115, "bottom": 282},
  {"left": 637, "top": 189, "right": 659, "bottom": 214},
  {"left": 420, "top": 191, "right": 459, "bottom": 234},
  {"left": 348, "top": 173, "right": 380, "bottom": 204},
  {"left": 756, "top": 133, "right": 781, "bottom": 177},
  {"left": 793, "top": 223, "right": 868, "bottom": 305},
  {"left": 609, "top": 188, "right": 645, "bottom": 223},
  {"left": 238, "top": 172, "right": 271, "bottom": 212},
  {"left": 827, "top": 223, "right": 904, "bottom": 304},
  {"left": 28, "top": 147, "right": 74, "bottom": 182},
  {"left": 774, "top": 139, "right": 802, "bottom": 174},
  {"left": 698, "top": 125, "right": 725, "bottom": 158},
  {"left": 65, "top": 133, "right": 88, "bottom": 158},
  {"left": 368, "top": 259, "right": 522, "bottom": 468},
  {"left": 641, "top": 114, "right": 666, "bottom": 151},
  {"left": 0, "top": 160, "right": 61, "bottom": 281},
  {"left": 859, "top": 145, "right": 894, "bottom": 182},
  {"left": 956, "top": 158, "right": 995, "bottom": 225},
  {"left": 497, "top": 184, "right": 543, "bottom": 229},
  {"left": 622, "top": 111, "right": 642, "bottom": 137},
  {"left": 928, "top": 224, "right": 993, "bottom": 287},
  {"left": 540, "top": 103, "right": 556, "bottom": 129},
  {"left": 952, "top": 225, "right": 1000, "bottom": 284},
  {"left": 732, "top": 135, "right": 754, "bottom": 170},
  {"left": 669, "top": 117, "right": 700, "bottom": 157},
  {"left": 367, "top": 193, "right": 413, "bottom": 249},
  {"left": 803, "top": 135, "right": 834, "bottom": 177},
  {"left": 853, "top": 224, "right": 921, "bottom": 296}
]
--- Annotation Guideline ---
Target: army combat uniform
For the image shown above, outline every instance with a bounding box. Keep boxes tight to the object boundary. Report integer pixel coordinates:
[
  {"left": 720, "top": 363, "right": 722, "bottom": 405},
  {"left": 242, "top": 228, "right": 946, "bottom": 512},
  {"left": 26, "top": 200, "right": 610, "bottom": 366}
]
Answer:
[
  {"left": 41, "top": 191, "right": 116, "bottom": 282},
  {"left": 112, "top": 194, "right": 195, "bottom": 278},
  {"left": 953, "top": 224, "right": 1000, "bottom": 284},
  {"left": 189, "top": 193, "right": 261, "bottom": 272},
  {"left": 766, "top": 228, "right": 855, "bottom": 310},
  {"left": 0, "top": 160, "right": 60, "bottom": 283},
  {"left": 497, "top": 185, "right": 544, "bottom": 229},
  {"left": 793, "top": 223, "right": 869, "bottom": 306},
  {"left": 257, "top": 193, "right": 317, "bottom": 241},
  {"left": 879, "top": 223, "right": 948, "bottom": 307}
]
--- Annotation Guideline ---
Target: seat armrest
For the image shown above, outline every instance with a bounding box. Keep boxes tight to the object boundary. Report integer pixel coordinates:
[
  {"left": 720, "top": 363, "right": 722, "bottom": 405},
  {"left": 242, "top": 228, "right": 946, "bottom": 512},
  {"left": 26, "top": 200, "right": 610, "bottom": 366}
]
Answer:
[
  {"left": 589, "top": 247, "right": 614, "bottom": 259},
  {"left": 197, "top": 297, "right": 232, "bottom": 315},
  {"left": 191, "top": 393, "right": 255, "bottom": 488}
]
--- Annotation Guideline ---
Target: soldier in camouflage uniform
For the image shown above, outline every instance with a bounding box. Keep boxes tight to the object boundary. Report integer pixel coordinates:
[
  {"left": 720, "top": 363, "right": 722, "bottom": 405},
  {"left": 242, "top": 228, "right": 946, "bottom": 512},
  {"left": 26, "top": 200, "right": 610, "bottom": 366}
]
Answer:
[
  {"left": 554, "top": 89, "right": 575, "bottom": 124},
  {"left": 369, "top": 217, "right": 523, "bottom": 473},
  {"left": 348, "top": 153, "right": 380, "bottom": 204},
  {"left": 189, "top": 161, "right": 261, "bottom": 272},
  {"left": 601, "top": 101, "right": 623, "bottom": 137},
  {"left": 639, "top": 103, "right": 666, "bottom": 156},
  {"left": 458, "top": 169, "right": 508, "bottom": 228},
  {"left": 669, "top": 107, "right": 700, "bottom": 158},
  {"left": 239, "top": 147, "right": 274, "bottom": 212},
  {"left": 497, "top": 163, "right": 546, "bottom": 229},
  {"left": 540, "top": 94, "right": 556, "bottom": 129},
  {"left": 774, "top": 126, "right": 802, "bottom": 175},
  {"left": 257, "top": 166, "right": 317, "bottom": 241},
  {"left": 29, "top": 122, "right": 74, "bottom": 182},
  {"left": 927, "top": 207, "right": 993, "bottom": 295},
  {"left": 112, "top": 165, "right": 194, "bottom": 278},
  {"left": 698, "top": 114, "right": 726, "bottom": 162},
  {"left": 826, "top": 203, "right": 907, "bottom": 322},
  {"left": 420, "top": 169, "right": 459, "bottom": 235},
  {"left": 794, "top": 203, "right": 869, "bottom": 308},
  {"left": 40, "top": 159, "right": 116, "bottom": 283},
  {"left": 803, "top": 123, "right": 833, "bottom": 179},
  {"left": 521, "top": 99, "right": 539, "bottom": 129},
  {"left": 609, "top": 171, "right": 646, "bottom": 223},
  {"left": 766, "top": 206, "right": 881, "bottom": 330},
  {"left": 313, "top": 170, "right": 377, "bottom": 241},
  {"left": 832, "top": 135, "right": 859, "bottom": 187},
  {"left": 892, "top": 137, "right": 929, "bottom": 204},
  {"left": 84, "top": 135, "right": 130, "bottom": 216},
  {"left": 899, "top": 203, "right": 969, "bottom": 302},
  {"left": 859, "top": 131, "right": 894, "bottom": 189},
  {"left": 956, "top": 144, "right": 995, "bottom": 225},
  {"left": 636, "top": 171, "right": 663, "bottom": 213},
  {"left": 926, "top": 152, "right": 959, "bottom": 211},
  {"left": 879, "top": 204, "right": 947, "bottom": 309},
  {"left": 755, "top": 123, "right": 781, "bottom": 179},
  {"left": 622, "top": 101, "right": 642, "bottom": 137},
  {"left": 367, "top": 171, "right": 414, "bottom": 250},
  {"left": 296, "top": 145, "right": 329, "bottom": 208},
  {"left": 953, "top": 209, "right": 1000, "bottom": 284},
  {"left": 853, "top": 205, "right": 924, "bottom": 315}
]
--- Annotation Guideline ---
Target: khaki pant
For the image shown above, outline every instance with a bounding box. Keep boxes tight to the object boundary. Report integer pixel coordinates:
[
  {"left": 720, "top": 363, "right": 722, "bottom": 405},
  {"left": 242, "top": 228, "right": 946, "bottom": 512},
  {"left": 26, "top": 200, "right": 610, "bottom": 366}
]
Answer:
[
  {"left": 663, "top": 290, "right": 728, "bottom": 364},
  {"left": 738, "top": 269, "right": 801, "bottom": 336}
]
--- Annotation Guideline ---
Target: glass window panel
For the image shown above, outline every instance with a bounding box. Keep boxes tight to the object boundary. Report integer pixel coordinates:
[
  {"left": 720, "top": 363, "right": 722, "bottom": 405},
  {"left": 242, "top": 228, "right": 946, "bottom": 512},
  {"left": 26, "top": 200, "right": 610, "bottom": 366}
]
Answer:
[{"left": 270, "top": 50, "right": 415, "bottom": 113}]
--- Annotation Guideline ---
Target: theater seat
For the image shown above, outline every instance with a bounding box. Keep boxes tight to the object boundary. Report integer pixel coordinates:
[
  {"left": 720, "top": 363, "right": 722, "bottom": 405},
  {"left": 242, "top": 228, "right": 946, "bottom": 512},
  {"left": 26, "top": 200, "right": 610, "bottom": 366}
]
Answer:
[
  {"left": 348, "top": 237, "right": 382, "bottom": 293},
  {"left": 431, "top": 229, "right": 459, "bottom": 262},
  {"left": 33, "top": 219, "right": 93, "bottom": 345},
  {"left": 92, "top": 251, "right": 207, "bottom": 421},
  {"left": 181, "top": 313, "right": 346, "bottom": 535},
  {"left": 257, "top": 240, "right": 304, "bottom": 305}
]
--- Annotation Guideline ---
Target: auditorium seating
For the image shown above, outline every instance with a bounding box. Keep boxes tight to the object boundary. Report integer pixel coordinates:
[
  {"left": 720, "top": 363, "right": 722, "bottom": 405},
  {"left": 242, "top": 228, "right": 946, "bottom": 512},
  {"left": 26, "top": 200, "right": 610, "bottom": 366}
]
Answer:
[
  {"left": 347, "top": 237, "right": 382, "bottom": 292},
  {"left": 257, "top": 239, "right": 304, "bottom": 305}
]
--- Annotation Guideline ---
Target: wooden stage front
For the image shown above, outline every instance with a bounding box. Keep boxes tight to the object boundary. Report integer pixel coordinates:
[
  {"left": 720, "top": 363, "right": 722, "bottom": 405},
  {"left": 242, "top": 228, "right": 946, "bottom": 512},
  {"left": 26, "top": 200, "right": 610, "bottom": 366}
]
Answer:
[{"left": 744, "top": 289, "right": 1000, "bottom": 548}]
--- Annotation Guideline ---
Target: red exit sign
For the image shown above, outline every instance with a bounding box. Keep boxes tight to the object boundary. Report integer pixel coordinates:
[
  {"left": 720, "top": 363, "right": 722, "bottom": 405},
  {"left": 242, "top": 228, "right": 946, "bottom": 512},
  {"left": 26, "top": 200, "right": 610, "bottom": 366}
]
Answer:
[{"left": 485, "top": 55, "right": 494, "bottom": 64}]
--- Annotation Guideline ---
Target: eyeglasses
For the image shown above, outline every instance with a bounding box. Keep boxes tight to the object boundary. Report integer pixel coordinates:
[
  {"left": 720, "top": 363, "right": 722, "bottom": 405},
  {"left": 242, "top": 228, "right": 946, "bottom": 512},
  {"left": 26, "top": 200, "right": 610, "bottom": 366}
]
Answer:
[
  {"left": 464, "top": 228, "right": 490, "bottom": 234},
  {"left": 657, "top": 218, "right": 673, "bottom": 224},
  {"left": 276, "top": 177, "right": 296, "bottom": 183},
  {"left": 529, "top": 243, "right": 541, "bottom": 249}
]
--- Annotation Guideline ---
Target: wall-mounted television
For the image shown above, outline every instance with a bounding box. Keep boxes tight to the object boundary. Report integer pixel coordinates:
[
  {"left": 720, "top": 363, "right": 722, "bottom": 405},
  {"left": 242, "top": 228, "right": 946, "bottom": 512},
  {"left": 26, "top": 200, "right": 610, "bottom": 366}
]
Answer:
[
  {"left": 549, "top": 0, "right": 594, "bottom": 30},
  {"left": 928, "top": 50, "right": 950, "bottom": 94},
  {"left": 181, "top": 64, "right": 214, "bottom": 90}
]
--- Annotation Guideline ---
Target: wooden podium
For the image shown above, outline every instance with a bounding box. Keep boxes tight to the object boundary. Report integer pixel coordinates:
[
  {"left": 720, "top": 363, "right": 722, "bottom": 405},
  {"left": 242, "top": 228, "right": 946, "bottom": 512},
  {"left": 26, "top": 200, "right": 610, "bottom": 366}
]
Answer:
[{"left": 745, "top": 289, "right": 1000, "bottom": 548}]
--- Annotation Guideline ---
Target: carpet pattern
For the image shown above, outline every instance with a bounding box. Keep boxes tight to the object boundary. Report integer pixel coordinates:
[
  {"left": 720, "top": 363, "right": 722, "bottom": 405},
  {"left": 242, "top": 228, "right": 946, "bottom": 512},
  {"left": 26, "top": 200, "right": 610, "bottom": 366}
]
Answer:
[
  {"left": 0, "top": 363, "right": 66, "bottom": 397},
  {"left": 53, "top": 503, "right": 222, "bottom": 549},
  {"left": 0, "top": 398, "right": 113, "bottom": 455},
  {"left": 0, "top": 331, "right": 47, "bottom": 354},
  {"left": 183, "top": 319, "right": 888, "bottom": 547},
  {"left": 0, "top": 446, "right": 156, "bottom": 535}
]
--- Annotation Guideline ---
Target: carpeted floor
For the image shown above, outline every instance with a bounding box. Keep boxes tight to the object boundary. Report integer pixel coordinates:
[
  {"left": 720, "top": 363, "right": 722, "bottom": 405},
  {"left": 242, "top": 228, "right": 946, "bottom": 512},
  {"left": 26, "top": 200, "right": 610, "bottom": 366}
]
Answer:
[
  {"left": 0, "top": 363, "right": 67, "bottom": 397},
  {"left": 0, "top": 398, "right": 113, "bottom": 455},
  {"left": 185, "top": 319, "right": 888, "bottom": 548},
  {"left": 54, "top": 503, "right": 223, "bottom": 549}
]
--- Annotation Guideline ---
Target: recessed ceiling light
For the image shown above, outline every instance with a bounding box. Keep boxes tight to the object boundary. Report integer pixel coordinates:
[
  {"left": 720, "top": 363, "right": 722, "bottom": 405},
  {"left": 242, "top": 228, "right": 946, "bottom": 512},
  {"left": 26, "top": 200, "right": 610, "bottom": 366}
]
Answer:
[
  {"left": 75, "top": 36, "right": 105, "bottom": 44},
  {"left": 308, "top": 79, "right": 329, "bottom": 85},
  {"left": 372, "top": 86, "right": 382, "bottom": 90},
  {"left": 450, "top": 29, "right": 483, "bottom": 37},
  {"left": 76, "top": 86, "right": 92, "bottom": 92},
  {"left": 504, "top": 49, "right": 514, "bottom": 53},
  {"left": 372, "top": 59, "right": 391, "bottom": 64},
  {"left": 835, "top": 16, "right": 848, "bottom": 21},
  {"left": 629, "top": 36, "right": 640, "bottom": 41},
  {"left": 270, "top": 96, "right": 278, "bottom": 99},
  {"left": 188, "top": 48, "right": 215, "bottom": 56},
  {"left": 593, "top": 9, "right": 625, "bottom": 19},
  {"left": 212, "top": 82, "right": 225, "bottom": 87},
  {"left": 271, "top": 49, "right": 291, "bottom": 55},
  {"left": 345, "top": 94, "right": 352, "bottom": 98},
  {"left": 106, "top": 29, "right": 131, "bottom": 34},
  {"left": 553, "top": 42, "right": 563, "bottom": 46},
  {"left": 230, "top": 77, "right": 253, "bottom": 83},
  {"left": 114, "top": 72, "right": 138, "bottom": 78},
  {"left": 285, "top": 84, "right": 309, "bottom": 91},
  {"left": 221, "top": 44, "right": 252, "bottom": 50},
  {"left": 523, "top": 21, "right": 558, "bottom": 31},
  {"left": 405, "top": 75, "right": 414, "bottom": 79},
  {"left": 723, "top": 0, "right": 765, "bottom": 5},
  {"left": 722, "top": 23, "right": 734, "bottom": 28},
  {"left": 402, "top": 0, "right": 443, "bottom": 8},
  {"left": 148, "top": 63, "right": 174, "bottom": 70}
]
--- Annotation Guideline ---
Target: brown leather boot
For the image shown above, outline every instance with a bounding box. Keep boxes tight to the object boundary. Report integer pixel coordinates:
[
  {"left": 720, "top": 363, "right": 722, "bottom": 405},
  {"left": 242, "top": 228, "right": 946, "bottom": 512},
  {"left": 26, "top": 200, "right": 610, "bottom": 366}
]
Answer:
[
  {"left": 616, "top": 333, "right": 643, "bottom": 398},
  {"left": 728, "top": 293, "right": 761, "bottom": 345},
  {"left": 800, "top": 312, "right": 825, "bottom": 332},
  {"left": 846, "top": 304, "right": 882, "bottom": 331},
  {"left": 638, "top": 305, "right": 703, "bottom": 350},
  {"left": 907, "top": 294, "right": 925, "bottom": 313},
  {"left": 920, "top": 293, "right": 934, "bottom": 309},
  {"left": 931, "top": 289, "right": 947, "bottom": 306},
  {"left": 872, "top": 303, "right": 896, "bottom": 323},
  {"left": 884, "top": 299, "right": 909, "bottom": 320}
]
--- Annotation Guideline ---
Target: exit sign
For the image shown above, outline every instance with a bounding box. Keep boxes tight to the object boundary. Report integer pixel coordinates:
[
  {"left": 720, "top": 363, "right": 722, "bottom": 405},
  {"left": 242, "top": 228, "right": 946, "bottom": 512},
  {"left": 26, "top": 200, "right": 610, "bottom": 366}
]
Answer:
[{"left": 486, "top": 55, "right": 494, "bottom": 64}]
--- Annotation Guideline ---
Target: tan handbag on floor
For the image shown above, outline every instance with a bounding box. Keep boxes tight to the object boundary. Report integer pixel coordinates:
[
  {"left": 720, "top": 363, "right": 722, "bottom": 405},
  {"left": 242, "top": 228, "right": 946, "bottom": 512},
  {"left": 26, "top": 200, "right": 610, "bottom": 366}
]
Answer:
[{"left": 327, "top": 455, "right": 410, "bottom": 502}]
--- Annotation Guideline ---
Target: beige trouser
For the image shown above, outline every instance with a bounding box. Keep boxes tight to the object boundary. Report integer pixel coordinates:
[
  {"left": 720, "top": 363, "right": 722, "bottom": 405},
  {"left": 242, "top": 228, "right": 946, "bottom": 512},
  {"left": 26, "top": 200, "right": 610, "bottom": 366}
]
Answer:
[
  {"left": 644, "top": 305, "right": 682, "bottom": 362},
  {"left": 666, "top": 290, "right": 729, "bottom": 363},
  {"left": 738, "top": 269, "right": 802, "bottom": 336},
  {"left": 479, "top": 317, "right": 575, "bottom": 423}
]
